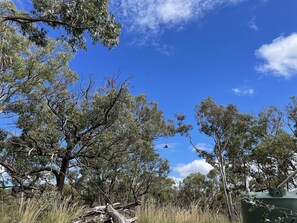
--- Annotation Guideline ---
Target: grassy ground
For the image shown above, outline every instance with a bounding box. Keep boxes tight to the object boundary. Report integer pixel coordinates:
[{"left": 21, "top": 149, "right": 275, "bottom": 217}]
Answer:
[
  {"left": 136, "top": 200, "right": 231, "bottom": 223},
  {"left": 0, "top": 195, "right": 82, "bottom": 223},
  {"left": 0, "top": 195, "right": 234, "bottom": 223}
]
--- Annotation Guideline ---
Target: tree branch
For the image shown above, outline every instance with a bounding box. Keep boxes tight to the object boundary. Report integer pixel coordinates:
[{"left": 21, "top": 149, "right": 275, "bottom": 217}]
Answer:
[{"left": 1, "top": 16, "right": 88, "bottom": 30}]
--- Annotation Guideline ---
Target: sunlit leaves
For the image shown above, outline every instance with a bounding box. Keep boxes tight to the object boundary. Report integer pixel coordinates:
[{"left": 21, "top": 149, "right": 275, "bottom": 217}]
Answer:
[{"left": 1, "top": 0, "right": 121, "bottom": 50}]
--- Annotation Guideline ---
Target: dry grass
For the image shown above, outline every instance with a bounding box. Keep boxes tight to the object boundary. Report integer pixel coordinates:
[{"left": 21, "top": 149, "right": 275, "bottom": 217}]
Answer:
[
  {"left": 136, "top": 200, "right": 231, "bottom": 223},
  {"left": 0, "top": 195, "right": 82, "bottom": 223},
  {"left": 19, "top": 199, "right": 46, "bottom": 223},
  {"left": 40, "top": 197, "right": 82, "bottom": 223},
  {"left": 0, "top": 195, "right": 237, "bottom": 223}
]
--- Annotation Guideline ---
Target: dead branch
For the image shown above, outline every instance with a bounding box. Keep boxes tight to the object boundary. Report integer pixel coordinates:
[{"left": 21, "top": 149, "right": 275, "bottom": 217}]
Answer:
[{"left": 72, "top": 201, "right": 140, "bottom": 223}]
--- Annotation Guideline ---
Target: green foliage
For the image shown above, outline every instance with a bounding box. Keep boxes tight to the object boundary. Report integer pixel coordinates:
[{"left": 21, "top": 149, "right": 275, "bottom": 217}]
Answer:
[
  {"left": 177, "top": 171, "right": 222, "bottom": 211},
  {"left": 151, "top": 177, "right": 177, "bottom": 204},
  {"left": 0, "top": 0, "right": 121, "bottom": 50},
  {"left": 1, "top": 75, "right": 174, "bottom": 204},
  {"left": 0, "top": 18, "right": 77, "bottom": 113},
  {"left": 251, "top": 131, "right": 297, "bottom": 189},
  {"left": 3, "top": 1, "right": 297, "bottom": 218},
  {"left": 287, "top": 96, "right": 297, "bottom": 137},
  {"left": 0, "top": 2, "right": 174, "bottom": 206},
  {"left": 178, "top": 97, "right": 297, "bottom": 219},
  {"left": 187, "top": 98, "right": 255, "bottom": 221}
]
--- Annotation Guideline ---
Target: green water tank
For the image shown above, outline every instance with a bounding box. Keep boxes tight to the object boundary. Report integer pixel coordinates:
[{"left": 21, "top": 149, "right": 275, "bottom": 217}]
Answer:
[{"left": 241, "top": 188, "right": 297, "bottom": 223}]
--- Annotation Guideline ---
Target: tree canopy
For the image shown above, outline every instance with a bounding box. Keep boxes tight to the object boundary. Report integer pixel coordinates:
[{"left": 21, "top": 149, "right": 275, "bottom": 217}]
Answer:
[
  {"left": 0, "top": 0, "right": 121, "bottom": 50},
  {"left": 0, "top": 3, "right": 174, "bottom": 205}
]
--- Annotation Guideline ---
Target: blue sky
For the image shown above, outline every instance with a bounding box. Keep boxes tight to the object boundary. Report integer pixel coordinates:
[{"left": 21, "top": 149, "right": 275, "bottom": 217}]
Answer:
[{"left": 13, "top": 0, "right": 297, "bottom": 180}]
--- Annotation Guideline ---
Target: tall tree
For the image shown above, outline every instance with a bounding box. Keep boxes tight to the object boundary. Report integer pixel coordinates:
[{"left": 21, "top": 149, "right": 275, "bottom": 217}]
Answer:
[
  {"left": 0, "top": 15, "right": 78, "bottom": 193},
  {"left": 191, "top": 97, "right": 253, "bottom": 222},
  {"left": 0, "top": 19, "right": 76, "bottom": 189},
  {"left": 1, "top": 77, "right": 174, "bottom": 200},
  {"left": 0, "top": 2, "right": 174, "bottom": 204}
]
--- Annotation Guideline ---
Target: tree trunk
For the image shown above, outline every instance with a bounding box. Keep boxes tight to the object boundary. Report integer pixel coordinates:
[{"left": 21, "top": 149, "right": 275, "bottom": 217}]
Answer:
[
  {"left": 56, "top": 156, "right": 70, "bottom": 193},
  {"left": 218, "top": 154, "right": 235, "bottom": 222}
]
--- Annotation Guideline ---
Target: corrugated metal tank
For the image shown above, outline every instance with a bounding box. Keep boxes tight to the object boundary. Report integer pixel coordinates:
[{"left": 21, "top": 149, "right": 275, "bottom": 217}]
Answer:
[{"left": 241, "top": 188, "right": 297, "bottom": 223}]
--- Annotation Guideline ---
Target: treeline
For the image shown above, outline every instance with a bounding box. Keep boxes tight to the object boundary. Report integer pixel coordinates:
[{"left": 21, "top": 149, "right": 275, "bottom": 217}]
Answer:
[
  {"left": 1, "top": 1, "right": 297, "bottom": 223},
  {"left": 154, "top": 97, "right": 297, "bottom": 222}
]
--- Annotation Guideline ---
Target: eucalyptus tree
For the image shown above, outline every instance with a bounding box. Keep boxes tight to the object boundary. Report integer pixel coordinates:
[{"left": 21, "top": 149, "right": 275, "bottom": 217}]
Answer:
[
  {"left": 0, "top": 18, "right": 77, "bottom": 190},
  {"left": 0, "top": 15, "right": 76, "bottom": 114},
  {"left": 1, "top": 76, "right": 174, "bottom": 200},
  {"left": 191, "top": 97, "right": 254, "bottom": 222},
  {"left": 151, "top": 177, "right": 177, "bottom": 204},
  {"left": 0, "top": 0, "right": 122, "bottom": 114},
  {"left": 178, "top": 173, "right": 207, "bottom": 205},
  {"left": 250, "top": 106, "right": 297, "bottom": 190},
  {"left": 0, "top": 1, "right": 175, "bottom": 205},
  {"left": 69, "top": 94, "right": 173, "bottom": 204},
  {"left": 177, "top": 170, "right": 221, "bottom": 211},
  {"left": 0, "top": 0, "right": 121, "bottom": 50},
  {"left": 77, "top": 141, "right": 171, "bottom": 205},
  {"left": 0, "top": 11, "right": 79, "bottom": 192},
  {"left": 251, "top": 132, "right": 297, "bottom": 190}
]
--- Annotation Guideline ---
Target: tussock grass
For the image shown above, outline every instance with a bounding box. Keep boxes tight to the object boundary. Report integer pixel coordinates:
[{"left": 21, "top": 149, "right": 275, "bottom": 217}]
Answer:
[
  {"left": 0, "top": 194, "right": 82, "bottom": 223},
  {"left": 19, "top": 199, "right": 46, "bottom": 223},
  {"left": 136, "top": 199, "right": 231, "bottom": 223},
  {"left": 0, "top": 195, "right": 237, "bottom": 223},
  {"left": 40, "top": 197, "right": 82, "bottom": 223}
]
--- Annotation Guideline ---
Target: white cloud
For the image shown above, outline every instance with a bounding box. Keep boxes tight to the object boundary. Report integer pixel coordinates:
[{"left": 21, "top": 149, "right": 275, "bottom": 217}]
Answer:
[
  {"left": 156, "top": 0, "right": 193, "bottom": 24},
  {"left": 173, "top": 159, "right": 213, "bottom": 178},
  {"left": 247, "top": 16, "right": 258, "bottom": 31},
  {"left": 255, "top": 33, "right": 297, "bottom": 79},
  {"left": 115, "top": 0, "right": 244, "bottom": 35},
  {"left": 169, "top": 176, "right": 183, "bottom": 186},
  {"left": 232, "top": 87, "right": 254, "bottom": 96}
]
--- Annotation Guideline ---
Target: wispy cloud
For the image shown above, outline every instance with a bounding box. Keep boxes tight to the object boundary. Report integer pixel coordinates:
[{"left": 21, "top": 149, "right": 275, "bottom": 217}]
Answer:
[
  {"left": 232, "top": 87, "right": 254, "bottom": 96},
  {"left": 173, "top": 159, "right": 213, "bottom": 178},
  {"left": 247, "top": 16, "right": 258, "bottom": 31},
  {"left": 255, "top": 33, "right": 297, "bottom": 79},
  {"left": 115, "top": 0, "right": 244, "bottom": 36},
  {"left": 154, "top": 44, "right": 177, "bottom": 57}
]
